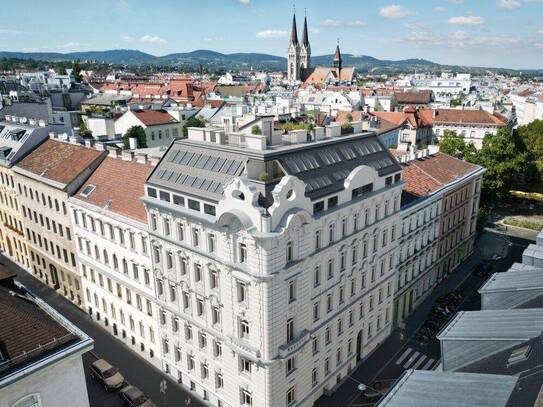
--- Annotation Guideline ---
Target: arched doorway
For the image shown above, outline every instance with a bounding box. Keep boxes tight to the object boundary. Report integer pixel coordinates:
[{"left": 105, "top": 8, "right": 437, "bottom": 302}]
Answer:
[
  {"left": 356, "top": 330, "right": 363, "bottom": 362},
  {"left": 49, "top": 264, "right": 60, "bottom": 289}
]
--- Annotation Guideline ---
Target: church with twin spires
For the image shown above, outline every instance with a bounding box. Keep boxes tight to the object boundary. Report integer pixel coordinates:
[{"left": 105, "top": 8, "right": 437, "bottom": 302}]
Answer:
[{"left": 287, "top": 13, "right": 355, "bottom": 84}]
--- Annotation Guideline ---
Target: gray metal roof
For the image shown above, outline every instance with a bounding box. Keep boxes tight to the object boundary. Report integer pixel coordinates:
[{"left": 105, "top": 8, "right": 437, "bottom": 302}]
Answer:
[
  {"left": 438, "top": 309, "right": 543, "bottom": 341},
  {"left": 147, "top": 141, "right": 246, "bottom": 201},
  {"left": 377, "top": 370, "right": 517, "bottom": 407},
  {"left": 147, "top": 132, "right": 401, "bottom": 202},
  {"left": 479, "top": 270, "right": 543, "bottom": 293}
]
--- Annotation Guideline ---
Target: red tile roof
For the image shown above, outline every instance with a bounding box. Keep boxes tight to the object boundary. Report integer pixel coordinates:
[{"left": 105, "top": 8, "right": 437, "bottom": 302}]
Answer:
[
  {"left": 433, "top": 109, "right": 508, "bottom": 126},
  {"left": 17, "top": 139, "right": 105, "bottom": 185},
  {"left": 371, "top": 109, "right": 433, "bottom": 129},
  {"left": 0, "top": 284, "right": 75, "bottom": 373},
  {"left": 394, "top": 90, "right": 433, "bottom": 105},
  {"left": 398, "top": 152, "right": 479, "bottom": 203},
  {"left": 74, "top": 157, "right": 153, "bottom": 223},
  {"left": 132, "top": 110, "right": 177, "bottom": 126}
]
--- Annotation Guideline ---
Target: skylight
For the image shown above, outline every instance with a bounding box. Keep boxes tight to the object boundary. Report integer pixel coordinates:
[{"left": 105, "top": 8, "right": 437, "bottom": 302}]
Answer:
[{"left": 80, "top": 184, "right": 96, "bottom": 198}]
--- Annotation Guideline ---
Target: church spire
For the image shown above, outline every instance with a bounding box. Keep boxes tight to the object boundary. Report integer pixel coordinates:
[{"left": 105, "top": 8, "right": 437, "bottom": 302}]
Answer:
[
  {"left": 333, "top": 40, "right": 342, "bottom": 67},
  {"left": 290, "top": 13, "right": 299, "bottom": 45},
  {"left": 301, "top": 14, "right": 309, "bottom": 47}
]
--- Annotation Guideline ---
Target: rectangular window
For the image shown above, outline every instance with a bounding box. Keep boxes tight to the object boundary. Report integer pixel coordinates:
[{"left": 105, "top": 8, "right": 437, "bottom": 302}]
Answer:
[
  {"left": 239, "top": 243, "right": 247, "bottom": 263},
  {"left": 188, "top": 199, "right": 200, "bottom": 211},
  {"left": 286, "top": 318, "right": 294, "bottom": 343}
]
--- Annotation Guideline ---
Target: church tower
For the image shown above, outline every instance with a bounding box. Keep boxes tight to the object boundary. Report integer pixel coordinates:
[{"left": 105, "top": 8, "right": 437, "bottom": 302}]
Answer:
[
  {"left": 333, "top": 42, "right": 342, "bottom": 81},
  {"left": 287, "top": 13, "right": 301, "bottom": 82},
  {"left": 300, "top": 14, "right": 311, "bottom": 72}
]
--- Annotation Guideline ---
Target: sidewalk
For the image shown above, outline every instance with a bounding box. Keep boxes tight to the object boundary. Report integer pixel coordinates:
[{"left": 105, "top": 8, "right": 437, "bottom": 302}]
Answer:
[{"left": 315, "top": 231, "right": 509, "bottom": 407}]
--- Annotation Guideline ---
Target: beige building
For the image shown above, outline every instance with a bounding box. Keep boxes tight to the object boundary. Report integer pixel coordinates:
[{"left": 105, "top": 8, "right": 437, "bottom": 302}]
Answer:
[
  {"left": 13, "top": 137, "right": 106, "bottom": 307},
  {"left": 394, "top": 151, "right": 484, "bottom": 325},
  {"left": 0, "top": 118, "right": 52, "bottom": 269}
]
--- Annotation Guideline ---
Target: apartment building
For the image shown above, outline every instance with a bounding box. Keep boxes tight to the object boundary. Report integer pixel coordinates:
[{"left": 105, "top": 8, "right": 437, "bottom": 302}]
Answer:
[
  {"left": 69, "top": 151, "right": 160, "bottom": 366},
  {"left": 13, "top": 137, "right": 106, "bottom": 307},
  {"left": 143, "top": 125, "right": 402, "bottom": 407},
  {"left": 0, "top": 117, "right": 51, "bottom": 268},
  {"left": 394, "top": 150, "right": 484, "bottom": 325}
]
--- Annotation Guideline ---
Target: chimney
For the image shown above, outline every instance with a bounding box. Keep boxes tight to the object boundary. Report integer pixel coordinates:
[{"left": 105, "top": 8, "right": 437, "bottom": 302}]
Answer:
[
  {"left": 122, "top": 151, "right": 135, "bottom": 161},
  {"left": 85, "top": 140, "right": 95, "bottom": 148},
  {"left": 135, "top": 153, "right": 148, "bottom": 164},
  {"left": 107, "top": 147, "right": 120, "bottom": 158}
]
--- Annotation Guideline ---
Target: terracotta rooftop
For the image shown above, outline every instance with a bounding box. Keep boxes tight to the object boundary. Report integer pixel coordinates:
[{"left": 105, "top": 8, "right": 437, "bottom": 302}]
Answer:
[
  {"left": 335, "top": 110, "right": 365, "bottom": 124},
  {"left": 131, "top": 109, "right": 178, "bottom": 126},
  {"left": 74, "top": 157, "right": 153, "bottom": 223},
  {"left": 371, "top": 108, "right": 433, "bottom": 129},
  {"left": 433, "top": 109, "right": 508, "bottom": 126},
  {"left": 395, "top": 90, "right": 433, "bottom": 104},
  {"left": 0, "top": 284, "right": 76, "bottom": 375},
  {"left": 16, "top": 139, "right": 105, "bottom": 186},
  {"left": 398, "top": 152, "right": 479, "bottom": 205}
]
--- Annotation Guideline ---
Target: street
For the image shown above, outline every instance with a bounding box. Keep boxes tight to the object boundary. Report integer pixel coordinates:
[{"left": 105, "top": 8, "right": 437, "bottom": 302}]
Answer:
[
  {"left": 1, "top": 254, "right": 204, "bottom": 407},
  {"left": 315, "top": 230, "right": 533, "bottom": 407}
]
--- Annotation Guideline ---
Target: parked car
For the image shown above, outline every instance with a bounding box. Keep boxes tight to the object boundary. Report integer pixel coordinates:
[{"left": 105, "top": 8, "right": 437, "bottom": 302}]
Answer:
[
  {"left": 119, "top": 385, "right": 155, "bottom": 407},
  {"left": 90, "top": 359, "right": 126, "bottom": 391}
]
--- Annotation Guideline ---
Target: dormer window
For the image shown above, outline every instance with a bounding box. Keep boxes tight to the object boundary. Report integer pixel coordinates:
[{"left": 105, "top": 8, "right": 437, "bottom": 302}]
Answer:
[{"left": 508, "top": 345, "right": 531, "bottom": 365}]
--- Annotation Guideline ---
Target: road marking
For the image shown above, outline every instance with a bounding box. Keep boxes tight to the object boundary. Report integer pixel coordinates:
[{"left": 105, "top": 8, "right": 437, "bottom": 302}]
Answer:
[
  {"left": 396, "top": 348, "right": 412, "bottom": 365},
  {"left": 411, "top": 355, "right": 427, "bottom": 370},
  {"left": 422, "top": 358, "right": 435, "bottom": 370},
  {"left": 403, "top": 351, "right": 420, "bottom": 369}
]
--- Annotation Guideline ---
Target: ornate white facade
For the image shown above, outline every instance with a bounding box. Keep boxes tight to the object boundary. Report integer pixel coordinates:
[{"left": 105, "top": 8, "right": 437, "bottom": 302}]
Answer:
[{"left": 144, "top": 128, "right": 403, "bottom": 407}]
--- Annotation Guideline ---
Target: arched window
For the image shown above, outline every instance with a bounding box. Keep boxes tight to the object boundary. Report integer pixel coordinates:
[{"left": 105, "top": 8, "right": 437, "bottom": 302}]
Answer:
[
  {"left": 113, "top": 254, "right": 118, "bottom": 270},
  {"left": 94, "top": 245, "right": 100, "bottom": 260},
  {"left": 103, "top": 249, "right": 109, "bottom": 265}
]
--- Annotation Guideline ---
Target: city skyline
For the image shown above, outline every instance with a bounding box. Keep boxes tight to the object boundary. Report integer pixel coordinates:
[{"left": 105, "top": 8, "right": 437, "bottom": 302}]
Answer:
[{"left": 0, "top": 0, "right": 542, "bottom": 69}]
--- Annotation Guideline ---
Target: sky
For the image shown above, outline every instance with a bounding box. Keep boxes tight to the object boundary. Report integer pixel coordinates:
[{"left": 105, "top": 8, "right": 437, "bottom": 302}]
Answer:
[{"left": 1, "top": 0, "right": 542, "bottom": 69}]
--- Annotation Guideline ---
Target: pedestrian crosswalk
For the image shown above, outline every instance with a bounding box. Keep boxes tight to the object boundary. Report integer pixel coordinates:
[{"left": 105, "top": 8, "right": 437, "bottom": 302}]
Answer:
[{"left": 395, "top": 347, "right": 436, "bottom": 370}]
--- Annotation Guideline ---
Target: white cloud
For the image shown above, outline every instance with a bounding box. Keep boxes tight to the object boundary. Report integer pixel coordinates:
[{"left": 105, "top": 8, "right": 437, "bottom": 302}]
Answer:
[
  {"left": 433, "top": 7, "right": 448, "bottom": 12},
  {"left": 379, "top": 5, "right": 416, "bottom": 19},
  {"left": 256, "top": 29, "right": 288, "bottom": 39},
  {"left": 121, "top": 35, "right": 134, "bottom": 41},
  {"left": 116, "top": 0, "right": 129, "bottom": 11},
  {"left": 0, "top": 29, "right": 25, "bottom": 35},
  {"left": 496, "top": 0, "right": 522, "bottom": 9},
  {"left": 321, "top": 19, "right": 342, "bottom": 26},
  {"left": 239, "top": 0, "right": 250, "bottom": 5},
  {"left": 320, "top": 19, "right": 366, "bottom": 27},
  {"left": 347, "top": 20, "right": 367, "bottom": 27},
  {"left": 58, "top": 41, "right": 81, "bottom": 49},
  {"left": 311, "top": 28, "right": 321, "bottom": 34},
  {"left": 140, "top": 34, "right": 167, "bottom": 44},
  {"left": 447, "top": 0, "right": 465, "bottom": 4},
  {"left": 448, "top": 15, "right": 486, "bottom": 25},
  {"left": 405, "top": 28, "right": 520, "bottom": 49},
  {"left": 538, "top": 28, "right": 543, "bottom": 35}
]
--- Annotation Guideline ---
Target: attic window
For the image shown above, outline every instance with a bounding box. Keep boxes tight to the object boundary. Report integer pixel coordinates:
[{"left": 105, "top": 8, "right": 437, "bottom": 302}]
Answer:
[
  {"left": 80, "top": 184, "right": 96, "bottom": 198},
  {"left": 508, "top": 345, "right": 531, "bottom": 366}
]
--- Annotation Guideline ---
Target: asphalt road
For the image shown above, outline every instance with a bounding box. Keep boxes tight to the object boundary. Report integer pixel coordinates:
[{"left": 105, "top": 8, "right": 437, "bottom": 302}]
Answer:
[{"left": 2, "top": 254, "right": 205, "bottom": 407}]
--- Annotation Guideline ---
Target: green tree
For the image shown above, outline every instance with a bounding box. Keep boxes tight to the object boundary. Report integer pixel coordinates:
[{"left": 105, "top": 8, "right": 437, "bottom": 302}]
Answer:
[
  {"left": 79, "top": 121, "right": 92, "bottom": 138},
  {"left": 251, "top": 125, "right": 261, "bottom": 135},
  {"left": 346, "top": 113, "right": 353, "bottom": 122},
  {"left": 71, "top": 61, "right": 83, "bottom": 83},
  {"left": 123, "top": 125, "right": 147, "bottom": 149},
  {"left": 517, "top": 120, "right": 543, "bottom": 161},
  {"left": 183, "top": 116, "right": 205, "bottom": 137},
  {"left": 476, "top": 128, "right": 531, "bottom": 201},
  {"left": 439, "top": 130, "right": 469, "bottom": 159}
]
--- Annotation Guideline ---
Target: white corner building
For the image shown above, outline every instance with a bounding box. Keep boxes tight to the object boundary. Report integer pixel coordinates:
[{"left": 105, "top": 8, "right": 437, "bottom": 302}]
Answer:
[
  {"left": 144, "top": 124, "right": 403, "bottom": 407},
  {"left": 69, "top": 150, "right": 160, "bottom": 366}
]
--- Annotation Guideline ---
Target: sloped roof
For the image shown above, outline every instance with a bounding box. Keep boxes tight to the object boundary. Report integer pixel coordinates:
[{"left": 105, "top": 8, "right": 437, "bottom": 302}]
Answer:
[
  {"left": 394, "top": 90, "right": 432, "bottom": 104},
  {"left": 433, "top": 109, "right": 508, "bottom": 126},
  {"left": 74, "top": 157, "right": 153, "bottom": 223},
  {"left": 335, "top": 111, "right": 365, "bottom": 124},
  {"left": 0, "top": 285, "right": 76, "bottom": 375},
  {"left": 302, "top": 66, "right": 355, "bottom": 84},
  {"left": 397, "top": 152, "right": 480, "bottom": 205},
  {"left": 377, "top": 370, "right": 517, "bottom": 407},
  {"left": 16, "top": 139, "right": 105, "bottom": 185},
  {"left": 132, "top": 110, "right": 177, "bottom": 126}
]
